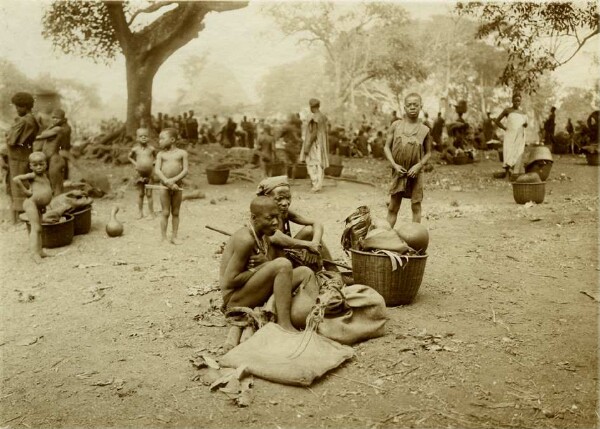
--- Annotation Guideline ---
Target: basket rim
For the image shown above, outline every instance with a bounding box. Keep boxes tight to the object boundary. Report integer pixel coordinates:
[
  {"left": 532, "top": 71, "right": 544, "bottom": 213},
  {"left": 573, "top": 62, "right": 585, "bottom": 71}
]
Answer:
[
  {"left": 510, "top": 181, "right": 546, "bottom": 186},
  {"left": 23, "top": 213, "right": 74, "bottom": 225},
  {"left": 70, "top": 205, "right": 92, "bottom": 214},
  {"left": 350, "top": 248, "right": 428, "bottom": 259},
  {"left": 206, "top": 167, "right": 230, "bottom": 172}
]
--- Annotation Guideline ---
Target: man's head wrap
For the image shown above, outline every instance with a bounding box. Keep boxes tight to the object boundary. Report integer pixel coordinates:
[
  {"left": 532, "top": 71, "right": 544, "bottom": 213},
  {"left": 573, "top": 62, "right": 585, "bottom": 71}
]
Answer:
[
  {"left": 256, "top": 176, "right": 290, "bottom": 196},
  {"left": 309, "top": 98, "right": 320, "bottom": 108},
  {"left": 11, "top": 92, "right": 34, "bottom": 109}
]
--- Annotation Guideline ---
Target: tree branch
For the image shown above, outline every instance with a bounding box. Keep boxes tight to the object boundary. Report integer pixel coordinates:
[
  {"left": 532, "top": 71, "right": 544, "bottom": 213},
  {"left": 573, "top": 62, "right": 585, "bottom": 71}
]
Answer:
[
  {"left": 104, "top": 1, "right": 133, "bottom": 53},
  {"left": 127, "top": 1, "right": 178, "bottom": 26}
]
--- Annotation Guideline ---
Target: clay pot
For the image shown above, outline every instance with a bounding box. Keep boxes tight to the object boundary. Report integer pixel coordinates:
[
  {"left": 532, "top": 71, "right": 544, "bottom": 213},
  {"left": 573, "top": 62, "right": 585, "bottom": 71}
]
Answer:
[{"left": 106, "top": 206, "right": 124, "bottom": 237}]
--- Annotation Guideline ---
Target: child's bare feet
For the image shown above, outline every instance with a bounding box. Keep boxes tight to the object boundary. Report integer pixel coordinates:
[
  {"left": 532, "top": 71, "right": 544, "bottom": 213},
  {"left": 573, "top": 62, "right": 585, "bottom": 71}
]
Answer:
[
  {"left": 170, "top": 237, "right": 183, "bottom": 245},
  {"left": 31, "top": 253, "right": 43, "bottom": 264},
  {"left": 136, "top": 212, "right": 144, "bottom": 219},
  {"left": 40, "top": 250, "right": 51, "bottom": 258}
]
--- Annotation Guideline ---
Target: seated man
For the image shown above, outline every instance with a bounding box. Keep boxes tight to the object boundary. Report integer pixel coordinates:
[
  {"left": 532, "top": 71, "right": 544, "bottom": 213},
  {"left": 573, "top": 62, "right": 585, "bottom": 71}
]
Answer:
[
  {"left": 256, "top": 176, "right": 338, "bottom": 271},
  {"left": 220, "top": 196, "right": 316, "bottom": 332}
]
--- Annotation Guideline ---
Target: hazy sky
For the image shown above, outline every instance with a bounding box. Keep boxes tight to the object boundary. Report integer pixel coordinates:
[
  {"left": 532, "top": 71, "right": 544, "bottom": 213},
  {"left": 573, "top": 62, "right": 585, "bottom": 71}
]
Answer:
[{"left": 1, "top": 0, "right": 598, "bottom": 112}]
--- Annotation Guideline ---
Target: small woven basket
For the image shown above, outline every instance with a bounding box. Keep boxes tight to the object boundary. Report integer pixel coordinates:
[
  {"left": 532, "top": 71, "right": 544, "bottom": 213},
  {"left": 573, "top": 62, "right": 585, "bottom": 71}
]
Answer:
[
  {"left": 324, "top": 164, "right": 344, "bottom": 177},
  {"left": 25, "top": 214, "right": 74, "bottom": 248},
  {"left": 350, "top": 249, "right": 427, "bottom": 306},
  {"left": 511, "top": 182, "right": 545, "bottom": 204},
  {"left": 586, "top": 153, "right": 599, "bottom": 166},
  {"left": 206, "top": 168, "right": 230, "bottom": 185},
  {"left": 70, "top": 205, "right": 92, "bottom": 235}
]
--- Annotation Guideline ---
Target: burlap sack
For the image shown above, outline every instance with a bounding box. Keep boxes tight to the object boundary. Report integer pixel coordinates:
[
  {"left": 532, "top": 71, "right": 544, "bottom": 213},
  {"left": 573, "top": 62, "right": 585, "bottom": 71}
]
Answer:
[
  {"left": 316, "top": 284, "right": 388, "bottom": 345},
  {"left": 219, "top": 322, "right": 354, "bottom": 386}
]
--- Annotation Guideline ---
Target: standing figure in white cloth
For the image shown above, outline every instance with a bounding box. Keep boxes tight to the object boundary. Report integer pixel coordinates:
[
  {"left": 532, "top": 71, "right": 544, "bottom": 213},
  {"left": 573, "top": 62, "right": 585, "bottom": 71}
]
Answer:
[
  {"left": 495, "top": 92, "right": 528, "bottom": 178},
  {"left": 300, "top": 98, "right": 329, "bottom": 193}
]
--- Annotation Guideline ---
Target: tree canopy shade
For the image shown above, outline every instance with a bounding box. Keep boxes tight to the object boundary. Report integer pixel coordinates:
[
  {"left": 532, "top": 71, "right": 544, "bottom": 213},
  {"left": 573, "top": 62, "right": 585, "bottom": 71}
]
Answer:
[
  {"left": 457, "top": 1, "right": 599, "bottom": 93},
  {"left": 42, "top": 1, "right": 247, "bottom": 136}
]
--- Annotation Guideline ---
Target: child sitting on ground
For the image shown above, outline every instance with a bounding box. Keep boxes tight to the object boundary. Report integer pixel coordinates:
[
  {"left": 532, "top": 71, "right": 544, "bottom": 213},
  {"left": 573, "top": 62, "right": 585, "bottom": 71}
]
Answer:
[
  {"left": 13, "top": 151, "right": 53, "bottom": 262},
  {"left": 128, "top": 128, "right": 157, "bottom": 219},
  {"left": 154, "top": 128, "right": 188, "bottom": 244}
]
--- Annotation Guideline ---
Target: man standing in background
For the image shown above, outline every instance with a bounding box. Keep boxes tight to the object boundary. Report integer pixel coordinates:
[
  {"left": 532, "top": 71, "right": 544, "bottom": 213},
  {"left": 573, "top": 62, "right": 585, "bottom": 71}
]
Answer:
[{"left": 300, "top": 99, "right": 329, "bottom": 193}]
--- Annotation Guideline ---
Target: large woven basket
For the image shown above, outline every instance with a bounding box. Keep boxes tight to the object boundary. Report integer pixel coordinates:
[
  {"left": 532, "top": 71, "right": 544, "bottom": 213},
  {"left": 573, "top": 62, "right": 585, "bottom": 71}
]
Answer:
[
  {"left": 350, "top": 249, "right": 427, "bottom": 306},
  {"left": 586, "top": 153, "right": 599, "bottom": 166},
  {"left": 511, "top": 182, "right": 545, "bottom": 204}
]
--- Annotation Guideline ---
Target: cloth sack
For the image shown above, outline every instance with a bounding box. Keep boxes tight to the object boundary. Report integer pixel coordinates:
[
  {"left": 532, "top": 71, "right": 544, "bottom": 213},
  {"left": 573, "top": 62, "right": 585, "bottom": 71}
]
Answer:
[
  {"left": 341, "top": 205, "right": 372, "bottom": 251},
  {"left": 360, "top": 228, "right": 409, "bottom": 254},
  {"left": 316, "top": 284, "right": 388, "bottom": 345},
  {"left": 219, "top": 322, "right": 354, "bottom": 386}
]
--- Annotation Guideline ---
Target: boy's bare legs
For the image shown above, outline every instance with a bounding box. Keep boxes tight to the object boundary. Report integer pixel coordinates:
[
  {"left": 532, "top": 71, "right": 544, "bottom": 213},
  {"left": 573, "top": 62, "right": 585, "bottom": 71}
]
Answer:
[
  {"left": 136, "top": 183, "right": 145, "bottom": 219},
  {"left": 145, "top": 188, "right": 155, "bottom": 218},
  {"left": 387, "top": 194, "right": 402, "bottom": 228},
  {"left": 227, "top": 257, "right": 299, "bottom": 332},
  {"left": 411, "top": 202, "right": 422, "bottom": 223},
  {"left": 23, "top": 199, "right": 46, "bottom": 263},
  {"left": 159, "top": 189, "right": 171, "bottom": 241},
  {"left": 170, "top": 190, "right": 182, "bottom": 245}
]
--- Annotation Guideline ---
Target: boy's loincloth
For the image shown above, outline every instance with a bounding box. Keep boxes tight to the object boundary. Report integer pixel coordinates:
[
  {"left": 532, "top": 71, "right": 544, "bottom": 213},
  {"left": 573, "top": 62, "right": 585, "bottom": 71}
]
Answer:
[
  {"left": 135, "top": 173, "right": 158, "bottom": 186},
  {"left": 389, "top": 171, "right": 423, "bottom": 203}
]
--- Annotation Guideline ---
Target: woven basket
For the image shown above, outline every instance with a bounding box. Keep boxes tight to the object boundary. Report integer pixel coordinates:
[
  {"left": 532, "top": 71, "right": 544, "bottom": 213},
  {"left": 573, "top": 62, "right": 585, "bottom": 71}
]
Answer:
[
  {"left": 287, "top": 163, "right": 308, "bottom": 179},
  {"left": 70, "top": 205, "right": 92, "bottom": 235},
  {"left": 25, "top": 214, "right": 74, "bottom": 248},
  {"left": 266, "top": 162, "right": 286, "bottom": 177},
  {"left": 511, "top": 182, "right": 545, "bottom": 204},
  {"left": 350, "top": 249, "right": 427, "bottom": 306},
  {"left": 586, "top": 153, "right": 599, "bottom": 166},
  {"left": 206, "top": 168, "right": 229, "bottom": 185},
  {"left": 325, "top": 164, "right": 344, "bottom": 177}
]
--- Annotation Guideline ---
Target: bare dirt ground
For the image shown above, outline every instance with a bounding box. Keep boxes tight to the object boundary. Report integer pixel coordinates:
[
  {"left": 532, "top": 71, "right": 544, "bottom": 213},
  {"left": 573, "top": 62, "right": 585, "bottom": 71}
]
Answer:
[{"left": 0, "top": 146, "right": 598, "bottom": 429}]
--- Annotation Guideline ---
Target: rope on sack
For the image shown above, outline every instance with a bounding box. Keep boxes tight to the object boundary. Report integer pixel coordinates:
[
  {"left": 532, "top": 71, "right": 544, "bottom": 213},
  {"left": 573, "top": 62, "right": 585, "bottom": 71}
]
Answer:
[
  {"left": 373, "top": 249, "right": 409, "bottom": 271},
  {"left": 286, "top": 272, "right": 347, "bottom": 360}
]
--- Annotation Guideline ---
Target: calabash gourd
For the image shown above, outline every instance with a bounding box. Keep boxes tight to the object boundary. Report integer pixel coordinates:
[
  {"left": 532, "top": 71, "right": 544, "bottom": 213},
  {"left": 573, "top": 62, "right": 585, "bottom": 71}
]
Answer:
[
  {"left": 106, "top": 206, "right": 124, "bottom": 237},
  {"left": 394, "top": 222, "right": 429, "bottom": 253}
]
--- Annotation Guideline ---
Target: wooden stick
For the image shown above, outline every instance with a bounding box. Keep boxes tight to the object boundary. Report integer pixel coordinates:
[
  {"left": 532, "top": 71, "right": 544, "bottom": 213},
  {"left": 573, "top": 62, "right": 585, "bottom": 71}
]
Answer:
[
  {"left": 145, "top": 184, "right": 183, "bottom": 191},
  {"left": 580, "top": 290, "right": 599, "bottom": 302},
  {"left": 325, "top": 176, "right": 376, "bottom": 187}
]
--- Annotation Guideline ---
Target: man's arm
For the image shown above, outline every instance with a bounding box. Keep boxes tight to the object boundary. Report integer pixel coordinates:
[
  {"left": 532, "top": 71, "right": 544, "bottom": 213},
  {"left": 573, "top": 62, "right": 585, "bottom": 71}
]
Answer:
[
  {"left": 128, "top": 147, "right": 137, "bottom": 166},
  {"left": 494, "top": 109, "right": 508, "bottom": 130},
  {"left": 154, "top": 152, "right": 167, "bottom": 183},
  {"left": 166, "top": 150, "right": 189, "bottom": 184},
  {"left": 12, "top": 173, "right": 35, "bottom": 197},
  {"left": 383, "top": 124, "right": 405, "bottom": 174},
  {"left": 222, "top": 234, "right": 257, "bottom": 290},
  {"left": 288, "top": 210, "right": 324, "bottom": 244},
  {"left": 35, "top": 126, "right": 59, "bottom": 141}
]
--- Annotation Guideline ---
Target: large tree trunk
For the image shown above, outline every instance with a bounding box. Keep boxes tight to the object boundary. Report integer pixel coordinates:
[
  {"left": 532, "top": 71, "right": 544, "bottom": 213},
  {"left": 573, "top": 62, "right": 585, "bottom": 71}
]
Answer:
[{"left": 126, "top": 57, "right": 159, "bottom": 137}]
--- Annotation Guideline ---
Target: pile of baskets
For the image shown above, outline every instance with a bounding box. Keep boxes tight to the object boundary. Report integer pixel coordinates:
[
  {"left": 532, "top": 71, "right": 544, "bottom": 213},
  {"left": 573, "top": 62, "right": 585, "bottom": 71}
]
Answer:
[{"left": 23, "top": 204, "right": 93, "bottom": 248}]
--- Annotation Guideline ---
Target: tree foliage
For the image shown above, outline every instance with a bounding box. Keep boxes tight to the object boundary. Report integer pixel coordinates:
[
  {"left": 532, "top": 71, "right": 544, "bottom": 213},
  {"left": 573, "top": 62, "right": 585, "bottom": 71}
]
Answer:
[
  {"left": 42, "top": 2, "right": 120, "bottom": 64},
  {"left": 41, "top": 1, "right": 247, "bottom": 135},
  {"left": 265, "top": 2, "right": 426, "bottom": 121},
  {"left": 457, "top": 1, "right": 599, "bottom": 93}
]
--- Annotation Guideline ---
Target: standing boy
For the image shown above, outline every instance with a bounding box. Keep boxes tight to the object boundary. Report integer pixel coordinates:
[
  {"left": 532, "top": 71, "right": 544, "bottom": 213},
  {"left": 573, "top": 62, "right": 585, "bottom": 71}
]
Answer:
[
  {"left": 154, "top": 128, "right": 188, "bottom": 244},
  {"left": 13, "top": 152, "right": 53, "bottom": 262},
  {"left": 128, "top": 128, "right": 157, "bottom": 219},
  {"left": 384, "top": 93, "right": 432, "bottom": 225}
]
